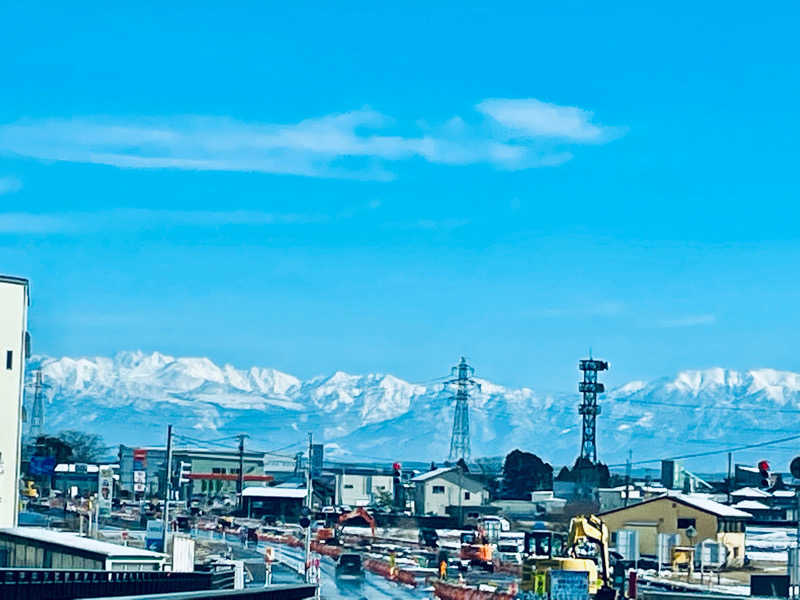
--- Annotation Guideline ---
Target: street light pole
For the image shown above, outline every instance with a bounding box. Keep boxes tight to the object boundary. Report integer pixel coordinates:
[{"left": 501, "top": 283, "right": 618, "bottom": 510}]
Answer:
[
  {"left": 304, "top": 432, "right": 313, "bottom": 584},
  {"left": 162, "top": 424, "right": 173, "bottom": 553}
]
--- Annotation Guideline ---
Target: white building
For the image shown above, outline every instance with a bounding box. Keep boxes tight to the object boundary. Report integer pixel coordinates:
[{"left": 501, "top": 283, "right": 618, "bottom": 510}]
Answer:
[
  {"left": 412, "top": 467, "right": 487, "bottom": 516},
  {"left": 0, "top": 276, "right": 29, "bottom": 528},
  {"left": 335, "top": 471, "right": 394, "bottom": 507}
]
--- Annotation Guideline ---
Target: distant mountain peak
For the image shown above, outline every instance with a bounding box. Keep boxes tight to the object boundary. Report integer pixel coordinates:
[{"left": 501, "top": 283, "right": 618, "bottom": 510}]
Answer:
[{"left": 24, "top": 352, "right": 800, "bottom": 466}]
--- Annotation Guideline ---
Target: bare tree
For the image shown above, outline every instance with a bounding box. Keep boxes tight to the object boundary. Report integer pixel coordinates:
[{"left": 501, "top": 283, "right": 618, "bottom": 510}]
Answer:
[{"left": 57, "top": 430, "right": 108, "bottom": 463}]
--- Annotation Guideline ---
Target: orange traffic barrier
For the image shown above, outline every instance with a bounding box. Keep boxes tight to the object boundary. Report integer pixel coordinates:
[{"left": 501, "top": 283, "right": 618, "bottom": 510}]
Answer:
[
  {"left": 310, "top": 541, "right": 342, "bottom": 558},
  {"left": 363, "top": 558, "right": 417, "bottom": 587},
  {"left": 431, "top": 580, "right": 515, "bottom": 600}
]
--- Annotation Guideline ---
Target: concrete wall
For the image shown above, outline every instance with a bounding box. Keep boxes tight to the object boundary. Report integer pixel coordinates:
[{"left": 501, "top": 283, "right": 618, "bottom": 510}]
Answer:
[
  {"left": 0, "top": 278, "right": 27, "bottom": 528},
  {"left": 416, "top": 476, "right": 485, "bottom": 516},
  {"left": 336, "top": 473, "right": 393, "bottom": 506},
  {"left": 601, "top": 498, "right": 746, "bottom": 565}
]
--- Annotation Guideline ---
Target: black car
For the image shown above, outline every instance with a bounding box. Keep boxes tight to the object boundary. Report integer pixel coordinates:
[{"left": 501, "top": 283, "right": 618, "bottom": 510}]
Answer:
[
  {"left": 335, "top": 553, "right": 364, "bottom": 579},
  {"left": 419, "top": 527, "right": 439, "bottom": 548}
]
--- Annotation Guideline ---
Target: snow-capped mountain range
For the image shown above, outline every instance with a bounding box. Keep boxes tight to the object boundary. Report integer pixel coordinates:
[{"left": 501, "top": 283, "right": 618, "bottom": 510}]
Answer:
[{"left": 24, "top": 351, "right": 800, "bottom": 466}]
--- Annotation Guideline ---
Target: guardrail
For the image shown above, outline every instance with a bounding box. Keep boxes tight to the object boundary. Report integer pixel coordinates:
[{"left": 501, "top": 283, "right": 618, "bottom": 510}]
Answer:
[
  {"left": 639, "top": 589, "right": 783, "bottom": 600},
  {"left": 0, "top": 568, "right": 222, "bottom": 600},
  {"left": 76, "top": 584, "right": 318, "bottom": 600}
]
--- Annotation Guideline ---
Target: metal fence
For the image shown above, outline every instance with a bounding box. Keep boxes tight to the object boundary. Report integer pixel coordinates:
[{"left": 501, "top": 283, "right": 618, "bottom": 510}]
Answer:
[
  {"left": 79, "top": 585, "right": 318, "bottom": 600},
  {"left": 0, "top": 568, "right": 226, "bottom": 600}
]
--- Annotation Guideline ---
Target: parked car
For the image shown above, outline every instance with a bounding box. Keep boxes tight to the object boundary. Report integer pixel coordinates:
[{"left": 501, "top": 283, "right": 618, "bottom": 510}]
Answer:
[{"left": 495, "top": 541, "right": 523, "bottom": 565}]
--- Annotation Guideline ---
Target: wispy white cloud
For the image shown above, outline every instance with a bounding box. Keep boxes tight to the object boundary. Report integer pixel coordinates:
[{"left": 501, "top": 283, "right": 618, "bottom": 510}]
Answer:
[
  {"left": 477, "top": 98, "right": 623, "bottom": 143},
  {"left": 0, "top": 209, "right": 325, "bottom": 235},
  {"left": 0, "top": 99, "right": 622, "bottom": 180},
  {"left": 0, "top": 176, "right": 22, "bottom": 195},
  {"left": 658, "top": 314, "right": 717, "bottom": 328}
]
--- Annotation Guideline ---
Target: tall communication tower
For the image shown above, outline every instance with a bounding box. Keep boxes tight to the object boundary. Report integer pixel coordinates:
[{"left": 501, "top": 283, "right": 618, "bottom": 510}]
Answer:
[
  {"left": 28, "top": 370, "right": 49, "bottom": 439},
  {"left": 446, "top": 357, "right": 480, "bottom": 462},
  {"left": 578, "top": 357, "right": 609, "bottom": 463}
]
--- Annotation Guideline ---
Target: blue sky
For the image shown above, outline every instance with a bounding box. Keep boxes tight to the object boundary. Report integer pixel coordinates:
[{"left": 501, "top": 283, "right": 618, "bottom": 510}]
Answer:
[{"left": 2, "top": 2, "right": 800, "bottom": 391}]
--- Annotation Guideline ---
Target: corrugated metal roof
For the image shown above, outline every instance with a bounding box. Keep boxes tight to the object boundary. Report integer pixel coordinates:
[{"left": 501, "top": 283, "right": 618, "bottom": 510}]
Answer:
[
  {"left": 0, "top": 528, "right": 165, "bottom": 559},
  {"left": 732, "top": 500, "right": 771, "bottom": 510},
  {"left": 667, "top": 493, "right": 753, "bottom": 518},
  {"left": 600, "top": 492, "right": 752, "bottom": 519},
  {"left": 731, "top": 486, "right": 771, "bottom": 498},
  {"left": 412, "top": 467, "right": 457, "bottom": 482}
]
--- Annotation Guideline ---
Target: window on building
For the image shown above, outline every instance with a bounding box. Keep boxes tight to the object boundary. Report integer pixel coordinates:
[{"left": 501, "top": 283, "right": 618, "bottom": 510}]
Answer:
[
  {"left": 5, "top": 350, "right": 11, "bottom": 370},
  {"left": 718, "top": 519, "right": 744, "bottom": 533},
  {"left": 677, "top": 518, "right": 696, "bottom": 529},
  {"left": 432, "top": 485, "right": 445, "bottom": 494},
  {"left": 344, "top": 484, "right": 354, "bottom": 489},
  {"left": 464, "top": 492, "right": 471, "bottom": 500}
]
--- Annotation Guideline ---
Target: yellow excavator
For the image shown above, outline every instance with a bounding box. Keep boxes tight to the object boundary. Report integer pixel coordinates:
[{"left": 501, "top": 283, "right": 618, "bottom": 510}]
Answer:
[
  {"left": 21, "top": 480, "right": 39, "bottom": 499},
  {"left": 521, "top": 514, "right": 617, "bottom": 600}
]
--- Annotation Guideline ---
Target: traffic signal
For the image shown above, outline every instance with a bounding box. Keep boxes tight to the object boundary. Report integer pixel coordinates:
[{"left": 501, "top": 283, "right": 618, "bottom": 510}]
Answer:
[
  {"left": 179, "top": 461, "right": 192, "bottom": 485},
  {"left": 392, "top": 462, "right": 403, "bottom": 509},
  {"left": 758, "top": 460, "right": 770, "bottom": 489},
  {"left": 299, "top": 506, "right": 311, "bottom": 529}
]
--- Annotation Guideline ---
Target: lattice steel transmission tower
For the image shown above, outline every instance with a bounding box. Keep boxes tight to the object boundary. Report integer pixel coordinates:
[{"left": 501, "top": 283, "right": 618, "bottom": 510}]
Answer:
[
  {"left": 578, "top": 357, "right": 609, "bottom": 463},
  {"left": 446, "top": 357, "right": 480, "bottom": 462},
  {"left": 30, "top": 370, "right": 48, "bottom": 438}
]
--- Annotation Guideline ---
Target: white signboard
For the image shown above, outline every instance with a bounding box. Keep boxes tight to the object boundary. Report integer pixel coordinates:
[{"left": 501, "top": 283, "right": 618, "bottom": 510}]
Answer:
[
  {"left": 134, "top": 483, "right": 146, "bottom": 492},
  {"left": 549, "top": 570, "right": 590, "bottom": 600},
  {"left": 263, "top": 453, "right": 296, "bottom": 473},
  {"left": 134, "top": 470, "right": 146, "bottom": 483},
  {"left": 98, "top": 466, "right": 114, "bottom": 517}
]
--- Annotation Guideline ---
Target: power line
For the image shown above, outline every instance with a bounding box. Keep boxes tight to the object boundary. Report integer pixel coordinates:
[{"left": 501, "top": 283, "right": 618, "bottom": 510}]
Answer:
[
  {"left": 620, "top": 398, "right": 800, "bottom": 414},
  {"left": 608, "top": 433, "right": 800, "bottom": 467}
]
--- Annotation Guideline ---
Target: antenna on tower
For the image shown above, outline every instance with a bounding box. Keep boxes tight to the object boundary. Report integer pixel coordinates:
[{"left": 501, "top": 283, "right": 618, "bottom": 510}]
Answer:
[
  {"left": 444, "top": 357, "right": 480, "bottom": 462},
  {"left": 578, "top": 356, "right": 609, "bottom": 464}
]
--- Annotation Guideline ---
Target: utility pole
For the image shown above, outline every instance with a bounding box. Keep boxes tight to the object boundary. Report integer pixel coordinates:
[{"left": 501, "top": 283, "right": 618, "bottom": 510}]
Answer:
[
  {"left": 727, "top": 452, "right": 733, "bottom": 505},
  {"left": 445, "top": 357, "right": 480, "bottom": 462},
  {"left": 236, "top": 434, "right": 248, "bottom": 512},
  {"left": 624, "top": 449, "right": 632, "bottom": 507},
  {"left": 162, "top": 424, "right": 173, "bottom": 553},
  {"left": 304, "top": 432, "right": 313, "bottom": 584}
]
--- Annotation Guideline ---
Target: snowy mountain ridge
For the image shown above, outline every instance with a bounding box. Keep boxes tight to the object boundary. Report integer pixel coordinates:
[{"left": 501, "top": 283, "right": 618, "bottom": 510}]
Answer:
[{"left": 25, "top": 351, "right": 800, "bottom": 465}]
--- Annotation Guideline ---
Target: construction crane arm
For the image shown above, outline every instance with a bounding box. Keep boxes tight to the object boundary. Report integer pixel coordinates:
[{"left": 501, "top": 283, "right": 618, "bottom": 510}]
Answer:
[
  {"left": 337, "top": 507, "right": 376, "bottom": 536},
  {"left": 567, "top": 515, "right": 612, "bottom": 585}
]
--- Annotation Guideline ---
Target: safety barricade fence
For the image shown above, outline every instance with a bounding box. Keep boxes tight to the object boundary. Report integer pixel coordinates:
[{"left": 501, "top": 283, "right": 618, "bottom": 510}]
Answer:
[
  {"left": 363, "top": 558, "right": 417, "bottom": 587},
  {"left": 431, "top": 579, "right": 517, "bottom": 600}
]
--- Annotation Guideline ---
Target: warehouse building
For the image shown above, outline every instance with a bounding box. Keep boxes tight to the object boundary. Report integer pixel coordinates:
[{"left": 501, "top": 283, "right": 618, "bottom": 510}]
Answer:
[
  {"left": 600, "top": 492, "right": 751, "bottom": 567},
  {"left": 118, "top": 446, "right": 288, "bottom": 498},
  {"left": 0, "top": 527, "right": 165, "bottom": 571}
]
